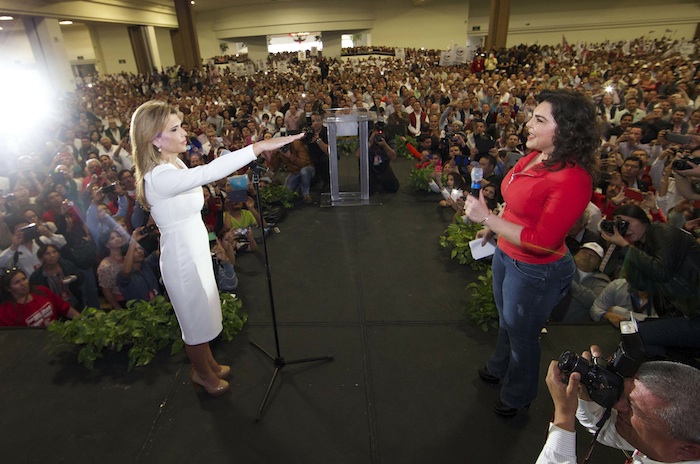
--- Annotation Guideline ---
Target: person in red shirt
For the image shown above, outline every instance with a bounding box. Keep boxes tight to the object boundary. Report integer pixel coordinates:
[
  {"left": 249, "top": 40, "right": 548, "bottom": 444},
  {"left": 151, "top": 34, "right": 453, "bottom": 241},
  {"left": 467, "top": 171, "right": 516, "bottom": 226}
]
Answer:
[
  {"left": 0, "top": 268, "right": 80, "bottom": 327},
  {"left": 464, "top": 90, "right": 599, "bottom": 417}
]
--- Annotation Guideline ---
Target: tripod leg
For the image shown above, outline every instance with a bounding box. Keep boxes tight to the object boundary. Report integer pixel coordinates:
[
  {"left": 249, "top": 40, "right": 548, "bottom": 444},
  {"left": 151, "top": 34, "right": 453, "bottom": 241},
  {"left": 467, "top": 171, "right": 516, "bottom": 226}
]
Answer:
[
  {"left": 256, "top": 366, "right": 281, "bottom": 422},
  {"left": 284, "top": 355, "right": 335, "bottom": 365},
  {"left": 250, "top": 340, "right": 275, "bottom": 361}
]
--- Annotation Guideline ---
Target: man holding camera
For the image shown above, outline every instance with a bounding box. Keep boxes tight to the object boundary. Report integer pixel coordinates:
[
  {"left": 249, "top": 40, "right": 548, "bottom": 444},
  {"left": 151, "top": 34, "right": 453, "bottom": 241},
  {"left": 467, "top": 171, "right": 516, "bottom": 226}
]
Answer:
[
  {"left": 305, "top": 114, "right": 330, "bottom": 192},
  {"left": 269, "top": 138, "right": 316, "bottom": 204},
  {"left": 537, "top": 345, "right": 700, "bottom": 464},
  {"left": 362, "top": 124, "right": 399, "bottom": 194}
]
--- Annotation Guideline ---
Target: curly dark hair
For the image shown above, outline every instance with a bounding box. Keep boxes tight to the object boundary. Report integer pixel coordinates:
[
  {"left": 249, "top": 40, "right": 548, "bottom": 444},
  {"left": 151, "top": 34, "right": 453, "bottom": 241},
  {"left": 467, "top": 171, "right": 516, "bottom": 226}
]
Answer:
[{"left": 536, "top": 90, "right": 601, "bottom": 178}]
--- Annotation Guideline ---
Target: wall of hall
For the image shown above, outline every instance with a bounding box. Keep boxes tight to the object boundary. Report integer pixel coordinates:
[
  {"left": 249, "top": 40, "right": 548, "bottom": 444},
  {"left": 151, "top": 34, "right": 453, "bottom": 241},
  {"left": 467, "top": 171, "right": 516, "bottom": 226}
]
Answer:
[
  {"left": 190, "top": 0, "right": 697, "bottom": 60},
  {"left": 192, "top": 0, "right": 470, "bottom": 59},
  {"left": 154, "top": 27, "right": 176, "bottom": 69},
  {"left": 468, "top": 0, "right": 699, "bottom": 47},
  {"left": 93, "top": 24, "right": 138, "bottom": 75},
  {"left": 62, "top": 25, "right": 95, "bottom": 62},
  {"left": 370, "top": 0, "right": 468, "bottom": 49}
]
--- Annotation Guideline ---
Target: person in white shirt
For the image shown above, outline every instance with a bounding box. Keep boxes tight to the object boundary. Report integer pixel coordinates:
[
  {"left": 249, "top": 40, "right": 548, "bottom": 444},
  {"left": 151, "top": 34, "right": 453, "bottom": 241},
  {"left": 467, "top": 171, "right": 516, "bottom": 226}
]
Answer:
[{"left": 536, "top": 345, "right": 700, "bottom": 464}]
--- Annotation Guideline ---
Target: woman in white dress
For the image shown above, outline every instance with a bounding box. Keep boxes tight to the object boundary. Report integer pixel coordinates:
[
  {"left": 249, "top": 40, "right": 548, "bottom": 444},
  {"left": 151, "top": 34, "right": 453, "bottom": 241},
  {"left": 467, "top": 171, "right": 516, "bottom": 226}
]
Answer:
[{"left": 131, "top": 101, "right": 303, "bottom": 396}]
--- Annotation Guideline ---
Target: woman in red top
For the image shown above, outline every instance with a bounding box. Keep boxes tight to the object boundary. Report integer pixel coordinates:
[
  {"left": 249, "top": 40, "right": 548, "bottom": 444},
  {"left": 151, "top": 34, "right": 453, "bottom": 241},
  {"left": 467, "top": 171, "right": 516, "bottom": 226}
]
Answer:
[
  {"left": 465, "top": 90, "right": 599, "bottom": 417},
  {"left": 0, "top": 268, "right": 80, "bottom": 327}
]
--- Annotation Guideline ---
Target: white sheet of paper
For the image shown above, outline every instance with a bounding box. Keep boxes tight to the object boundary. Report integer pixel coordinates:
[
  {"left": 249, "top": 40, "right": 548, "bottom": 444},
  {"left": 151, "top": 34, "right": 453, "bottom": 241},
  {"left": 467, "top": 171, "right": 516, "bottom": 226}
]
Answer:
[{"left": 469, "top": 237, "right": 497, "bottom": 260}]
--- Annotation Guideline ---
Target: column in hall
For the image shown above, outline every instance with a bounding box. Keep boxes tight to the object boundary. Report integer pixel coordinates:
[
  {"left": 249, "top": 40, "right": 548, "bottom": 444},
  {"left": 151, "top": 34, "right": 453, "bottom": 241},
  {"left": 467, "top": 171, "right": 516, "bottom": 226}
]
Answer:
[
  {"left": 22, "top": 17, "right": 74, "bottom": 95},
  {"left": 485, "top": 0, "right": 511, "bottom": 51},
  {"left": 174, "top": 0, "right": 202, "bottom": 70}
]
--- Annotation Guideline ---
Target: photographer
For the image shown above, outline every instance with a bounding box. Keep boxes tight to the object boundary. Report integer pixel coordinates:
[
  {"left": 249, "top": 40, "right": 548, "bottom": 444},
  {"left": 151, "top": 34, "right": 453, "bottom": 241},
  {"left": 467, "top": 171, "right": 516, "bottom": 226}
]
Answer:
[
  {"left": 601, "top": 204, "right": 700, "bottom": 356},
  {"left": 537, "top": 345, "right": 700, "bottom": 464},
  {"left": 269, "top": 138, "right": 316, "bottom": 204},
  {"left": 305, "top": 113, "right": 330, "bottom": 192},
  {"left": 359, "top": 123, "right": 399, "bottom": 194}
]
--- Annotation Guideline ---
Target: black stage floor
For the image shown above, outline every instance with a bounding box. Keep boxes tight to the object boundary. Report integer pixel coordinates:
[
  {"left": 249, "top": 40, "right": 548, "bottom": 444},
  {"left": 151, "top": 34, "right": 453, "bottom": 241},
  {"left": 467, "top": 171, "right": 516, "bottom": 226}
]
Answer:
[{"left": 0, "top": 156, "right": 625, "bottom": 463}]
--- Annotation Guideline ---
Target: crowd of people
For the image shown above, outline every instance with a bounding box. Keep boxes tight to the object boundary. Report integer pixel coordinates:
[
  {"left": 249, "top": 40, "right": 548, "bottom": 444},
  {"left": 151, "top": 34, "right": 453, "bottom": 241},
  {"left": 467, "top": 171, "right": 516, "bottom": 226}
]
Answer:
[{"left": 0, "top": 32, "right": 699, "bottom": 456}]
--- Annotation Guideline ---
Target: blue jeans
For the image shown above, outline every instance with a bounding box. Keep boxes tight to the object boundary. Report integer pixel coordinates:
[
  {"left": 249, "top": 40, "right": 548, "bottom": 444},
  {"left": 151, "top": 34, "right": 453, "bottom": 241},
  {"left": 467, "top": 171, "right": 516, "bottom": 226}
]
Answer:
[
  {"left": 285, "top": 166, "right": 315, "bottom": 196},
  {"left": 487, "top": 247, "right": 576, "bottom": 408}
]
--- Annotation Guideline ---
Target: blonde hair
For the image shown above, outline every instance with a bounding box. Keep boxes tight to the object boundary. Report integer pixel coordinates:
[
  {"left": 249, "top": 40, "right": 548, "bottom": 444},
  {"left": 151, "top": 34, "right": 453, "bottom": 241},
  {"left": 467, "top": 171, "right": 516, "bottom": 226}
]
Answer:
[{"left": 131, "top": 100, "right": 177, "bottom": 210}]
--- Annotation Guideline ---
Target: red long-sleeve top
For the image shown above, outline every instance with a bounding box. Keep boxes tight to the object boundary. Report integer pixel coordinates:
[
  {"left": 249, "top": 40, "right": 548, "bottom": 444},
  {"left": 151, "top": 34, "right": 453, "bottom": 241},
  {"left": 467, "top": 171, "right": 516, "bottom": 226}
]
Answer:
[{"left": 498, "top": 151, "right": 592, "bottom": 264}]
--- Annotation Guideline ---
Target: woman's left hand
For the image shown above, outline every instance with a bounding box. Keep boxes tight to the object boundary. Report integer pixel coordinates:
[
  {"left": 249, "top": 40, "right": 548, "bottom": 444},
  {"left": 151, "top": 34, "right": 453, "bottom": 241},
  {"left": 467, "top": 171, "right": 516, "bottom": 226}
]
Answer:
[{"left": 464, "top": 189, "right": 490, "bottom": 224}]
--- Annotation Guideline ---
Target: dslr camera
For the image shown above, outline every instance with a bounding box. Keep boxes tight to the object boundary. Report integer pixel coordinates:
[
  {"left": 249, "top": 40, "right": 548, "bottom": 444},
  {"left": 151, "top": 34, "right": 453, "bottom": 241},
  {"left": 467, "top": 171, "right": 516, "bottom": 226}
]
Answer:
[
  {"left": 303, "top": 126, "right": 316, "bottom": 143},
  {"left": 672, "top": 156, "right": 700, "bottom": 171},
  {"left": 142, "top": 224, "right": 158, "bottom": 235},
  {"left": 372, "top": 121, "right": 386, "bottom": 145},
  {"left": 19, "top": 223, "right": 40, "bottom": 241},
  {"left": 100, "top": 183, "right": 117, "bottom": 195},
  {"left": 598, "top": 217, "right": 629, "bottom": 236},
  {"left": 558, "top": 320, "right": 646, "bottom": 409}
]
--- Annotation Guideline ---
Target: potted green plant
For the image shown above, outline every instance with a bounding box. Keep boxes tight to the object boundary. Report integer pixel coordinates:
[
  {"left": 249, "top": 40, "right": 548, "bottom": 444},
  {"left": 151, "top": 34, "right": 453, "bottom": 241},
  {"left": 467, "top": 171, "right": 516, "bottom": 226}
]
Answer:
[{"left": 48, "top": 293, "right": 247, "bottom": 370}]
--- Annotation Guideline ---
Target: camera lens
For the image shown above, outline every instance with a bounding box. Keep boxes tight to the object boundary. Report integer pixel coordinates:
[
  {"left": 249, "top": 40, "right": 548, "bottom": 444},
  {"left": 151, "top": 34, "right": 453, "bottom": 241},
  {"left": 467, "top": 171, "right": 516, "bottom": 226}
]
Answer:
[{"left": 558, "top": 350, "right": 590, "bottom": 379}]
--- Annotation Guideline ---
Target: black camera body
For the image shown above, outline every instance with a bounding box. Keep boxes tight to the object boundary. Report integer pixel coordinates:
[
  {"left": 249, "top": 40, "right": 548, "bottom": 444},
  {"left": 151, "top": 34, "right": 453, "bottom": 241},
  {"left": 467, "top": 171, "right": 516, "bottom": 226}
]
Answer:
[
  {"left": 142, "top": 224, "right": 158, "bottom": 235},
  {"left": 558, "top": 321, "right": 646, "bottom": 409},
  {"left": 373, "top": 131, "right": 385, "bottom": 144},
  {"left": 599, "top": 218, "right": 629, "bottom": 236},
  {"left": 51, "top": 172, "right": 66, "bottom": 185},
  {"left": 19, "top": 223, "right": 40, "bottom": 241},
  {"left": 672, "top": 156, "right": 700, "bottom": 171},
  {"left": 303, "top": 126, "right": 316, "bottom": 143},
  {"left": 100, "top": 183, "right": 117, "bottom": 194}
]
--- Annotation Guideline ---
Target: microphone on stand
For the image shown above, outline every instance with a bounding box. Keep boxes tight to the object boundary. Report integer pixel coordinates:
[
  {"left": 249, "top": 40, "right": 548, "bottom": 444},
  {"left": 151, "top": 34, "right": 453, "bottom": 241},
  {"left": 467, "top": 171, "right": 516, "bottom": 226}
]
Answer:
[{"left": 470, "top": 166, "right": 483, "bottom": 197}]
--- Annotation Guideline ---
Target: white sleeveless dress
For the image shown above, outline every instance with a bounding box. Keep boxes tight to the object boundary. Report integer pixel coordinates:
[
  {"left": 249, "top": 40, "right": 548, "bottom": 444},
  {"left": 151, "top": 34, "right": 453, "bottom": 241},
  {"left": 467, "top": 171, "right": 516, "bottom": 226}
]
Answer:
[{"left": 144, "top": 146, "right": 255, "bottom": 344}]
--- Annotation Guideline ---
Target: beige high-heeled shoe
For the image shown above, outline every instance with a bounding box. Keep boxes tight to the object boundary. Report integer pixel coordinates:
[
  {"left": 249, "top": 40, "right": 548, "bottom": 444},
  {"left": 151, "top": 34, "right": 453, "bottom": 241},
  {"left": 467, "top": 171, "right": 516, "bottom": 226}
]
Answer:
[
  {"left": 215, "top": 365, "right": 231, "bottom": 379},
  {"left": 189, "top": 369, "right": 229, "bottom": 397}
]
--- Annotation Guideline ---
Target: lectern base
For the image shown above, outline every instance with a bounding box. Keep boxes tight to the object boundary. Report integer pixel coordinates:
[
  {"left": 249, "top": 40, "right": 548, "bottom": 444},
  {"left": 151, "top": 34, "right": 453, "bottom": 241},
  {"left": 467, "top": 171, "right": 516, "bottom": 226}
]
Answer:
[{"left": 320, "top": 192, "right": 382, "bottom": 207}]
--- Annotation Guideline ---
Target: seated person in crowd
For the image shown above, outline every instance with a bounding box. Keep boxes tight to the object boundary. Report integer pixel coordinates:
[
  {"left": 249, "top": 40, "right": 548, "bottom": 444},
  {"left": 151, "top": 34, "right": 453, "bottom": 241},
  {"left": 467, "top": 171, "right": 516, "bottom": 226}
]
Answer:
[
  {"left": 222, "top": 198, "right": 259, "bottom": 252},
  {"left": 590, "top": 278, "right": 658, "bottom": 327},
  {"left": 550, "top": 242, "right": 609, "bottom": 323},
  {"left": 29, "top": 244, "right": 84, "bottom": 310},
  {"left": 0, "top": 268, "right": 80, "bottom": 326}
]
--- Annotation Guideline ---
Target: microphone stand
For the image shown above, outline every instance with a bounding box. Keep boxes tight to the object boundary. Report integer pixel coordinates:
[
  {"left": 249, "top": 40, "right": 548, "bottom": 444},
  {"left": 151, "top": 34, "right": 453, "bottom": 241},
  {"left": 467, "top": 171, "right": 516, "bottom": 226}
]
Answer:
[{"left": 247, "top": 162, "right": 334, "bottom": 421}]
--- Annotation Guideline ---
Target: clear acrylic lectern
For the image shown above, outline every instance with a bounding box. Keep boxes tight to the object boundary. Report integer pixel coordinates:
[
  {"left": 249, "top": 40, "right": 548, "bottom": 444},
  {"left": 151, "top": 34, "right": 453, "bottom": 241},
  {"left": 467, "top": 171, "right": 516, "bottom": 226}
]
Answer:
[{"left": 321, "top": 108, "right": 375, "bottom": 207}]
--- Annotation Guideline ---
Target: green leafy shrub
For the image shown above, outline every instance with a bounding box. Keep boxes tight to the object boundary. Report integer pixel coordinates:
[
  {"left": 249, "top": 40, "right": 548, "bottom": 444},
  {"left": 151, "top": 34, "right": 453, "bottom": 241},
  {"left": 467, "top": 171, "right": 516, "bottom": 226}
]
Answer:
[
  {"left": 465, "top": 268, "right": 498, "bottom": 331},
  {"left": 48, "top": 294, "right": 247, "bottom": 370},
  {"left": 409, "top": 166, "right": 436, "bottom": 192},
  {"left": 395, "top": 134, "right": 417, "bottom": 160},
  {"left": 439, "top": 220, "right": 489, "bottom": 271},
  {"left": 259, "top": 183, "right": 296, "bottom": 209},
  {"left": 337, "top": 137, "right": 359, "bottom": 157}
]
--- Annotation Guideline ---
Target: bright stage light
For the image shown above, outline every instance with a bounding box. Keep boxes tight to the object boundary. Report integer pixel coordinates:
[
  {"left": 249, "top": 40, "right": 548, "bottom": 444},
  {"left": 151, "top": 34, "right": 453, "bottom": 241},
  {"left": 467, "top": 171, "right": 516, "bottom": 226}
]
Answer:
[{"left": 0, "top": 66, "right": 55, "bottom": 156}]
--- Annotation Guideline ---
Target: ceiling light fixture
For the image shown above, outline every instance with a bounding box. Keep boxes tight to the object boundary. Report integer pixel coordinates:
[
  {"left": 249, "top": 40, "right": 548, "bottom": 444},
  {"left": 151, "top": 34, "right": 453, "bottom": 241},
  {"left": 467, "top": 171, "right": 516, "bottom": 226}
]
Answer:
[
  {"left": 289, "top": 32, "right": 309, "bottom": 44},
  {"left": 0, "top": 16, "right": 14, "bottom": 21},
  {"left": 59, "top": 20, "right": 73, "bottom": 25}
]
